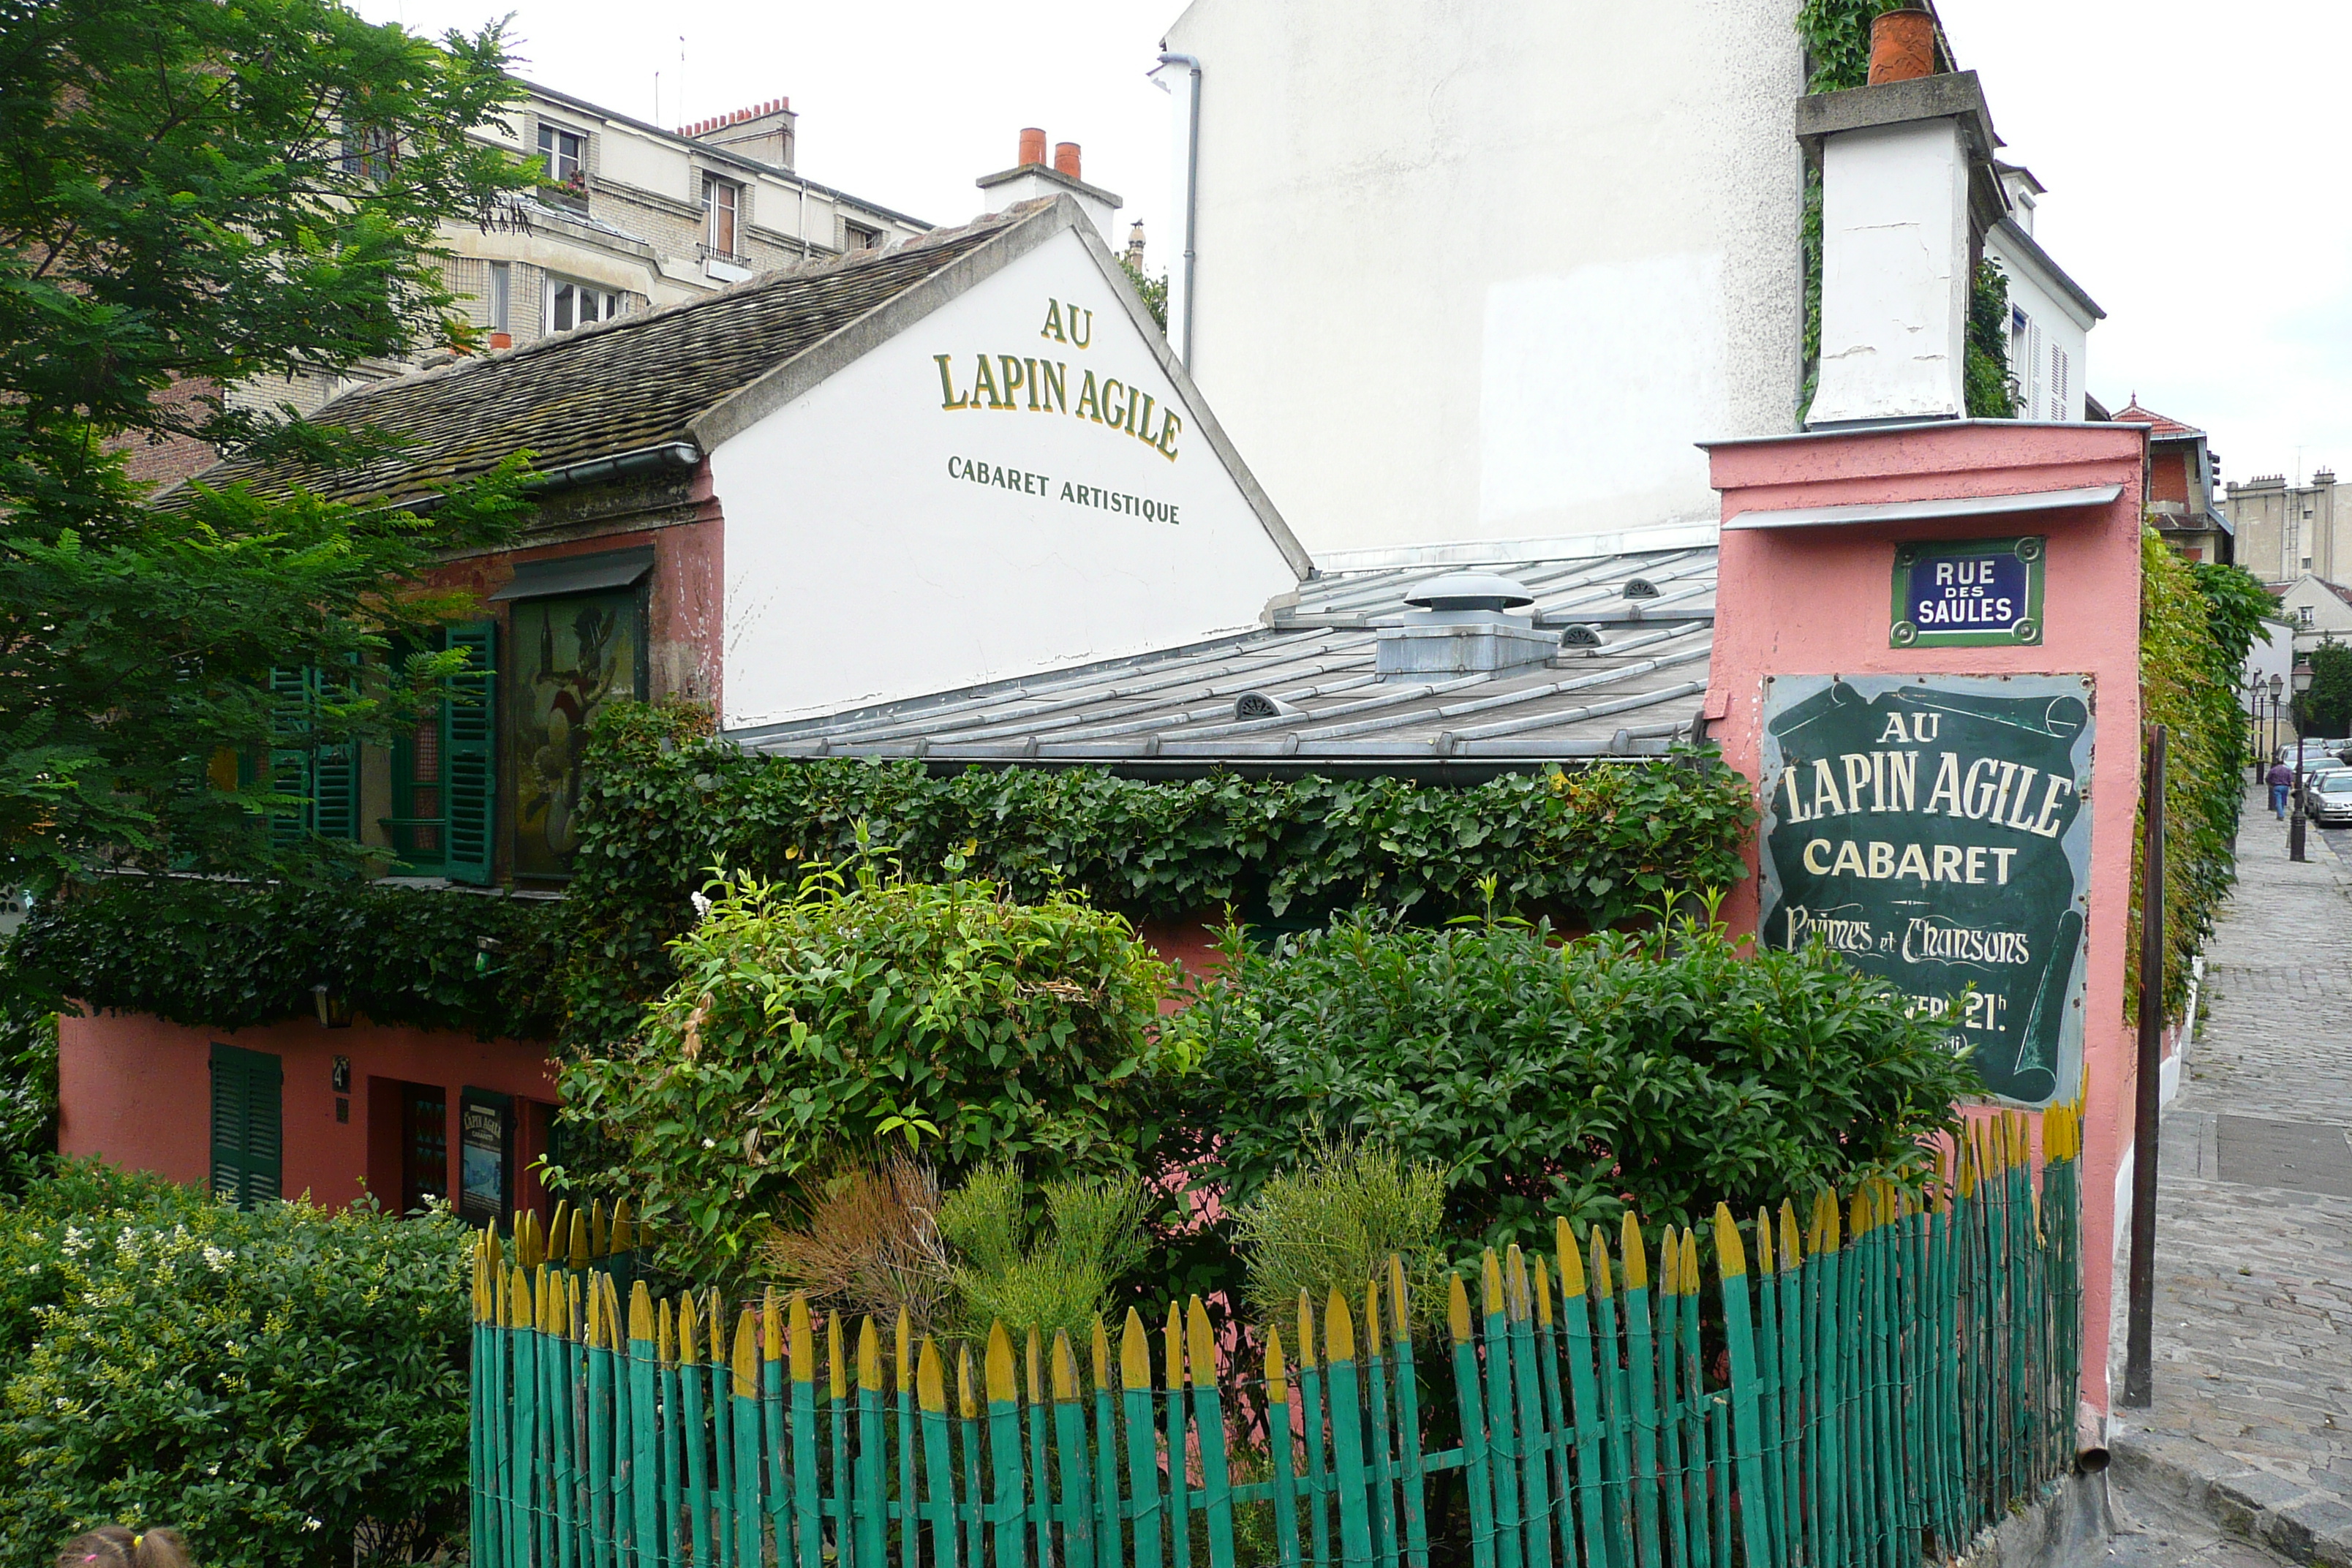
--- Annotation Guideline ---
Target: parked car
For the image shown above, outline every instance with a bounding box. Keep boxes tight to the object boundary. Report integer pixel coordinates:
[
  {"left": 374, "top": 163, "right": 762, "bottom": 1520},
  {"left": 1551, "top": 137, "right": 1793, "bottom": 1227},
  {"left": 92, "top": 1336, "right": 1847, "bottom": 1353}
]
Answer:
[{"left": 2309, "top": 769, "right": 2352, "bottom": 825}]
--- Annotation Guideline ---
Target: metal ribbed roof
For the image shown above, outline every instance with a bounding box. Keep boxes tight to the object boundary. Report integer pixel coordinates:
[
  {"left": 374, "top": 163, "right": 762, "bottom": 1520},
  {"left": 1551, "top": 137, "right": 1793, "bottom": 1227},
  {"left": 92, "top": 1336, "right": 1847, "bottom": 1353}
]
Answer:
[{"left": 728, "top": 548, "right": 1716, "bottom": 772}]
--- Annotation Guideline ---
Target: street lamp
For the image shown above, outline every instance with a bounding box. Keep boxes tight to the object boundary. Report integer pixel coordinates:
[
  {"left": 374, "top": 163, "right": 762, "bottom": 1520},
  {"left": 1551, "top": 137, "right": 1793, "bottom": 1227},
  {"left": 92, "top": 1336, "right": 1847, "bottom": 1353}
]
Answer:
[
  {"left": 2249, "top": 673, "right": 2269, "bottom": 785},
  {"left": 2291, "top": 664, "right": 2313, "bottom": 862}
]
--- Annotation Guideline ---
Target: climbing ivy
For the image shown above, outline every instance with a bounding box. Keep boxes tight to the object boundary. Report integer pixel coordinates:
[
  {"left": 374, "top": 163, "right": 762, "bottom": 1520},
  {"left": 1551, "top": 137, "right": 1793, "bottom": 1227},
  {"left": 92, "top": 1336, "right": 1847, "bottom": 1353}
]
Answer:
[
  {"left": 2133, "top": 534, "right": 2274, "bottom": 1023},
  {"left": 555, "top": 701, "right": 1757, "bottom": 1051}
]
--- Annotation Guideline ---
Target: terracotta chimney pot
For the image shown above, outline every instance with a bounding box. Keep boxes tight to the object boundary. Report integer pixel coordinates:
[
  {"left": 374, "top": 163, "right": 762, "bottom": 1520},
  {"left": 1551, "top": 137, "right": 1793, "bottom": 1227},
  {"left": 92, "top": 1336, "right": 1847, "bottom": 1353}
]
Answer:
[
  {"left": 1868, "top": 7, "right": 1937, "bottom": 85},
  {"left": 1018, "top": 127, "right": 1047, "bottom": 167},
  {"left": 1054, "top": 141, "right": 1082, "bottom": 179}
]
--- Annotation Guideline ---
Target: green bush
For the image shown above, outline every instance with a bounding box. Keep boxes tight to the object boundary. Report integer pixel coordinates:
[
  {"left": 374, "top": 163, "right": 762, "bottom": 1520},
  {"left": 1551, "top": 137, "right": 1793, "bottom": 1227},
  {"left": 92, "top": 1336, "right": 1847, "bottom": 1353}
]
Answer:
[
  {"left": 557, "top": 701, "right": 1755, "bottom": 1052},
  {"left": 935, "top": 1161, "right": 1144, "bottom": 1340},
  {"left": 0, "top": 1163, "right": 471, "bottom": 1568},
  {"left": 553, "top": 861, "right": 1180, "bottom": 1285},
  {"left": 1231, "top": 1137, "right": 1447, "bottom": 1330},
  {"left": 8, "top": 873, "right": 565, "bottom": 1039},
  {"left": 0, "top": 974, "right": 59, "bottom": 1194},
  {"left": 1161, "top": 911, "right": 1976, "bottom": 1289}
]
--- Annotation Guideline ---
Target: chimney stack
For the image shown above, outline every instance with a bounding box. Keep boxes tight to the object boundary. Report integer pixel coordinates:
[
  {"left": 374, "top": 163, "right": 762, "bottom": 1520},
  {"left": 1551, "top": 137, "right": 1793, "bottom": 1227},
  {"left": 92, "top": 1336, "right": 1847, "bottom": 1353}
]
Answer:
[
  {"left": 1054, "top": 142, "right": 1082, "bottom": 179},
  {"left": 979, "top": 127, "right": 1124, "bottom": 241},
  {"left": 1795, "top": 71, "right": 2006, "bottom": 429},
  {"left": 1018, "top": 127, "right": 1047, "bottom": 167}
]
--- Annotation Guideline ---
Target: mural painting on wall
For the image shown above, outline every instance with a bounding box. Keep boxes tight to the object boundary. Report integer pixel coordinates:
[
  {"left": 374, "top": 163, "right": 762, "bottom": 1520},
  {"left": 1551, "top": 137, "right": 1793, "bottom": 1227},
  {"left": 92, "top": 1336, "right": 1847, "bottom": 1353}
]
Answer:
[
  {"left": 512, "top": 590, "right": 641, "bottom": 876},
  {"left": 1757, "top": 674, "right": 2095, "bottom": 1107}
]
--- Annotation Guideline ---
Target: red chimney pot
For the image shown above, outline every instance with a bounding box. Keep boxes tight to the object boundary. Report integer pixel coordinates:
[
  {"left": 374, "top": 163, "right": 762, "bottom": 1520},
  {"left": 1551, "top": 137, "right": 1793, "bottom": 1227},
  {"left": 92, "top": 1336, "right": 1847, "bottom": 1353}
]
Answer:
[
  {"left": 1054, "top": 142, "right": 1081, "bottom": 179},
  {"left": 1018, "top": 127, "right": 1047, "bottom": 167}
]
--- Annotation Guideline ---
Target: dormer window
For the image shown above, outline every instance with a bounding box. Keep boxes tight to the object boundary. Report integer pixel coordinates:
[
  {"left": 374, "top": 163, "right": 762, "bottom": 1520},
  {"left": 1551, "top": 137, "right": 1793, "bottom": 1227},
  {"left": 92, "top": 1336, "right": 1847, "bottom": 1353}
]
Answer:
[
  {"left": 546, "top": 278, "right": 622, "bottom": 334},
  {"left": 704, "top": 176, "right": 741, "bottom": 259},
  {"left": 537, "top": 123, "right": 586, "bottom": 185}
]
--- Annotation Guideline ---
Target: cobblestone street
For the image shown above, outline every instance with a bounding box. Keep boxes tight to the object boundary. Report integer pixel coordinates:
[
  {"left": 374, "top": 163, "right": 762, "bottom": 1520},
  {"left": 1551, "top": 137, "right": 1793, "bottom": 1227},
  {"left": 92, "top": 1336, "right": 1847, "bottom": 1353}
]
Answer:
[{"left": 2106, "top": 787, "right": 2352, "bottom": 1566}]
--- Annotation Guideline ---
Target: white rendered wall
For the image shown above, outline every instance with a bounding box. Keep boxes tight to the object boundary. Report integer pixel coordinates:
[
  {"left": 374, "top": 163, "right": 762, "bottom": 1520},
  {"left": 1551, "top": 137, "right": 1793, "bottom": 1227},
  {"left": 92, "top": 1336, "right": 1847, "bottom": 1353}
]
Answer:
[
  {"left": 711, "top": 233, "right": 1301, "bottom": 730},
  {"left": 1987, "top": 235, "right": 2091, "bottom": 423},
  {"left": 1810, "top": 118, "right": 1970, "bottom": 426},
  {"left": 1159, "top": 0, "right": 1804, "bottom": 555}
]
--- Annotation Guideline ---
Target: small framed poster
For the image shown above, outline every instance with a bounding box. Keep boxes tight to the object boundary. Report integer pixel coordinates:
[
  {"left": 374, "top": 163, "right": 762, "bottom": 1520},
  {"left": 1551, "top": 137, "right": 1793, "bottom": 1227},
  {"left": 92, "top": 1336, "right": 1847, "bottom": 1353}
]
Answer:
[
  {"left": 458, "top": 1088, "right": 513, "bottom": 1228},
  {"left": 1891, "top": 536, "right": 2044, "bottom": 648}
]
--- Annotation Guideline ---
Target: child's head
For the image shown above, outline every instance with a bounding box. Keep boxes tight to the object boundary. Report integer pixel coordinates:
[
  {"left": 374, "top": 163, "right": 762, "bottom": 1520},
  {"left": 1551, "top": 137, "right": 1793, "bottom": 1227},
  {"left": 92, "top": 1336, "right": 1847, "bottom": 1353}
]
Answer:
[{"left": 55, "top": 1527, "right": 195, "bottom": 1568}]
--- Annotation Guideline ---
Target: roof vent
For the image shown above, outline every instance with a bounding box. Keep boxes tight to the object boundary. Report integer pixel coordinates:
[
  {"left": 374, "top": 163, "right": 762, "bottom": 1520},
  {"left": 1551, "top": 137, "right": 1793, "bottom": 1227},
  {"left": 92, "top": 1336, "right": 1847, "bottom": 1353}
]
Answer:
[
  {"left": 1235, "top": 690, "right": 1304, "bottom": 720},
  {"left": 1404, "top": 572, "right": 1537, "bottom": 613},
  {"left": 1622, "top": 577, "right": 1660, "bottom": 600},
  {"left": 1377, "top": 572, "right": 1556, "bottom": 680},
  {"left": 1558, "top": 623, "right": 1607, "bottom": 649}
]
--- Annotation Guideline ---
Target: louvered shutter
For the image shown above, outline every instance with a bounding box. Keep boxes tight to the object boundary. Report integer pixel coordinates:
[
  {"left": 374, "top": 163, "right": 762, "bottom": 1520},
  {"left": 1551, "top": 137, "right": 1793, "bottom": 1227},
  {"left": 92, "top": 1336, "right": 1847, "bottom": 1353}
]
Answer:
[
  {"left": 208, "top": 1043, "right": 282, "bottom": 1209},
  {"left": 312, "top": 657, "right": 361, "bottom": 842},
  {"left": 442, "top": 622, "right": 497, "bottom": 885},
  {"left": 265, "top": 668, "right": 316, "bottom": 847}
]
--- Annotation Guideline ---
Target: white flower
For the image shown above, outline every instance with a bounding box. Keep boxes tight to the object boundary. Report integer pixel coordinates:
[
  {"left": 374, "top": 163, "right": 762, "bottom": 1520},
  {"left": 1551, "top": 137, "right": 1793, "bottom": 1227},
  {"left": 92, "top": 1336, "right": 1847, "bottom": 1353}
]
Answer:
[
  {"left": 691, "top": 891, "right": 713, "bottom": 919},
  {"left": 304, "top": 1518, "right": 323, "bottom": 1532},
  {"left": 704, "top": 1137, "right": 716, "bottom": 1148}
]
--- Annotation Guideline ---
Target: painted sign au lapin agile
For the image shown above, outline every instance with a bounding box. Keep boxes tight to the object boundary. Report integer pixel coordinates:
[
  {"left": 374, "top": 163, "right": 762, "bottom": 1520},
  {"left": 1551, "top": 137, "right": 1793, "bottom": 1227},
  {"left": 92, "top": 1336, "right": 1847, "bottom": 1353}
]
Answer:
[{"left": 1757, "top": 674, "right": 2093, "bottom": 1107}]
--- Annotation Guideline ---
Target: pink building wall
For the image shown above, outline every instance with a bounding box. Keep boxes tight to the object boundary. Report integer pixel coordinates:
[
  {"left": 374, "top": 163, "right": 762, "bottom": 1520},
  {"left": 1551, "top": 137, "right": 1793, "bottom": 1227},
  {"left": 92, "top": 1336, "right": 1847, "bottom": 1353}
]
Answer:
[
  {"left": 59, "top": 1010, "right": 559, "bottom": 1212},
  {"left": 1703, "top": 420, "right": 2148, "bottom": 1425}
]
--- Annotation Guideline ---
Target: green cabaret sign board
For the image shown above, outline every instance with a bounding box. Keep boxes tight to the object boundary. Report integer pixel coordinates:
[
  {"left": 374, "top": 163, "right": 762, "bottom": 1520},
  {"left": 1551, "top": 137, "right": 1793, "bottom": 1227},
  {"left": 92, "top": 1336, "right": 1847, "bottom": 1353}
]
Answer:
[{"left": 1757, "top": 674, "right": 2093, "bottom": 1107}]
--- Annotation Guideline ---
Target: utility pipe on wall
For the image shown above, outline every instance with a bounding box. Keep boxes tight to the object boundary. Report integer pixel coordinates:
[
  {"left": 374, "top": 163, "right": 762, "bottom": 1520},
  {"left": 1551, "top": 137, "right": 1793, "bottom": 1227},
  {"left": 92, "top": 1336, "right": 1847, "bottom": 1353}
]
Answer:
[{"left": 1153, "top": 51, "right": 1202, "bottom": 367}]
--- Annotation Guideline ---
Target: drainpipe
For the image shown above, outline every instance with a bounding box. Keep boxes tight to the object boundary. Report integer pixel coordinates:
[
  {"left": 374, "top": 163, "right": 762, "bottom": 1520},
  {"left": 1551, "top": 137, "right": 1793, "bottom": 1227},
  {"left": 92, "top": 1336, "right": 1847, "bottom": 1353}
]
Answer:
[{"left": 1153, "top": 51, "right": 1202, "bottom": 368}]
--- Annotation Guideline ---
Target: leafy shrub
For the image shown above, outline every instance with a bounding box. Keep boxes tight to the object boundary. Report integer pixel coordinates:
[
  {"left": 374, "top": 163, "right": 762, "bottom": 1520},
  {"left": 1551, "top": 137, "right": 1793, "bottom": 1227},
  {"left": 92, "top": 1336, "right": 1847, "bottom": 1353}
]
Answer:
[
  {"left": 557, "top": 701, "right": 1754, "bottom": 1051},
  {"left": 9, "top": 873, "right": 565, "bottom": 1039},
  {"left": 935, "top": 1161, "right": 1144, "bottom": 1339},
  {"left": 0, "top": 1163, "right": 471, "bottom": 1568},
  {"left": 758, "top": 1156, "right": 949, "bottom": 1333},
  {"left": 1232, "top": 1137, "right": 1446, "bottom": 1330},
  {"left": 2134, "top": 538, "right": 2273, "bottom": 1022},
  {"left": 0, "top": 973, "right": 59, "bottom": 1194},
  {"left": 554, "top": 862, "right": 1178, "bottom": 1285},
  {"left": 1162, "top": 911, "right": 1975, "bottom": 1286}
]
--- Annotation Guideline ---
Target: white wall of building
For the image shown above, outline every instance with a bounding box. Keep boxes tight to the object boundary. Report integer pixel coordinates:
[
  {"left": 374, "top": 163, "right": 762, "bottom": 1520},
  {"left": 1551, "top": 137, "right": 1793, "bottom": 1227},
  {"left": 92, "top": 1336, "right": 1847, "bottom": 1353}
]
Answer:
[
  {"left": 1809, "top": 118, "right": 1972, "bottom": 426},
  {"left": 1160, "top": 0, "right": 1806, "bottom": 556},
  {"left": 711, "top": 231, "right": 1303, "bottom": 729},
  {"left": 1989, "top": 230, "right": 2092, "bottom": 423}
]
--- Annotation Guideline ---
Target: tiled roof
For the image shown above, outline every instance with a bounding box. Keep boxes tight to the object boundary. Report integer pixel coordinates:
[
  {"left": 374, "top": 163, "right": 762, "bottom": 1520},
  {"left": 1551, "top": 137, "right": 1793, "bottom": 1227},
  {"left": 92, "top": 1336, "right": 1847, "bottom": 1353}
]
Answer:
[
  {"left": 195, "top": 210, "right": 1025, "bottom": 505},
  {"left": 2111, "top": 399, "right": 2200, "bottom": 439},
  {"left": 731, "top": 549, "right": 1716, "bottom": 769}
]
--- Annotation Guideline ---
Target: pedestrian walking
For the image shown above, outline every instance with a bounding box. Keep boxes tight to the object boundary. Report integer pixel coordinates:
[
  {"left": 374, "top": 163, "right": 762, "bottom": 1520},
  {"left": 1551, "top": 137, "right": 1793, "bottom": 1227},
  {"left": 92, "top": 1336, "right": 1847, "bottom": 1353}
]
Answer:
[
  {"left": 56, "top": 1528, "right": 195, "bottom": 1568},
  {"left": 2269, "top": 758, "right": 2294, "bottom": 818}
]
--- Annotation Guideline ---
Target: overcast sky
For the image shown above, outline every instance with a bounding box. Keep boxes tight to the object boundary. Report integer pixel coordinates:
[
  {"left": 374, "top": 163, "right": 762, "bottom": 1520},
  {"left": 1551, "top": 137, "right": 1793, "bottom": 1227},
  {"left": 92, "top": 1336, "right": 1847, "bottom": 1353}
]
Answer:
[{"left": 360, "top": 0, "right": 2351, "bottom": 490}]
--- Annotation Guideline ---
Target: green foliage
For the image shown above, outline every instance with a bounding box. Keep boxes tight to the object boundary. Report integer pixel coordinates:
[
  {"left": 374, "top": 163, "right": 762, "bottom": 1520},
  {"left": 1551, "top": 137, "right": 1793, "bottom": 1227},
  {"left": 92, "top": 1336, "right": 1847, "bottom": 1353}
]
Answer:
[
  {"left": 2136, "top": 533, "right": 2267, "bottom": 1023},
  {"left": 0, "top": 0, "right": 540, "bottom": 884},
  {"left": 935, "top": 1161, "right": 1145, "bottom": 1340},
  {"left": 1119, "top": 258, "right": 1169, "bottom": 333},
  {"left": 1966, "top": 260, "right": 2019, "bottom": 419},
  {"left": 558, "top": 701, "right": 1756, "bottom": 1052},
  {"left": 1794, "top": 0, "right": 1910, "bottom": 94},
  {"left": 1159, "top": 911, "right": 1975, "bottom": 1291},
  {"left": 2299, "top": 638, "right": 2352, "bottom": 738},
  {"left": 1230, "top": 1137, "right": 1447, "bottom": 1329},
  {"left": 0, "top": 978, "right": 59, "bottom": 1194},
  {"left": 0, "top": 1164, "right": 472, "bottom": 1568},
  {"left": 553, "top": 862, "right": 1177, "bottom": 1285},
  {"left": 7, "top": 874, "right": 566, "bottom": 1039}
]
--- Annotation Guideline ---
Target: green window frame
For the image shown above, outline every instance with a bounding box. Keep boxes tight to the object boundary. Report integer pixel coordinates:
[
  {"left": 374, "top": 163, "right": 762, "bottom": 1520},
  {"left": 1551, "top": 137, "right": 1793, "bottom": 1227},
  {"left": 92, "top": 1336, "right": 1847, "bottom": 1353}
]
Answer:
[
  {"left": 208, "top": 1042, "right": 282, "bottom": 1210},
  {"left": 383, "top": 622, "right": 497, "bottom": 885}
]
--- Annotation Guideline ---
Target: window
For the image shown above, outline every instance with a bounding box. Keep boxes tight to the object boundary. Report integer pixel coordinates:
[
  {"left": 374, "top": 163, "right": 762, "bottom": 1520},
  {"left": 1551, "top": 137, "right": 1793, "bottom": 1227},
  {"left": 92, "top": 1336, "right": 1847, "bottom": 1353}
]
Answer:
[
  {"left": 2300, "top": 606, "right": 2317, "bottom": 627},
  {"left": 536, "top": 122, "right": 585, "bottom": 184},
  {"left": 843, "top": 219, "right": 881, "bottom": 251},
  {"left": 704, "top": 176, "right": 740, "bottom": 257},
  {"left": 486, "top": 261, "right": 511, "bottom": 333},
  {"left": 546, "top": 279, "right": 622, "bottom": 333},
  {"left": 386, "top": 622, "right": 496, "bottom": 884},
  {"left": 399, "top": 1084, "right": 449, "bottom": 1216},
  {"left": 343, "top": 126, "right": 399, "bottom": 181},
  {"left": 209, "top": 1043, "right": 282, "bottom": 1210},
  {"left": 267, "top": 666, "right": 359, "bottom": 848},
  {"left": 509, "top": 588, "right": 644, "bottom": 878}
]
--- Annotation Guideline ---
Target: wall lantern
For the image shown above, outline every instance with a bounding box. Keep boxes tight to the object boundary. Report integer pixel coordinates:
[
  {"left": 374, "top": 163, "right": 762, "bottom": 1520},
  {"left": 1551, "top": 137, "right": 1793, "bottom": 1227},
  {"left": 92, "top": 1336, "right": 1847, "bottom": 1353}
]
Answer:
[{"left": 312, "top": 982, "right": 354, "bottom": 1029}]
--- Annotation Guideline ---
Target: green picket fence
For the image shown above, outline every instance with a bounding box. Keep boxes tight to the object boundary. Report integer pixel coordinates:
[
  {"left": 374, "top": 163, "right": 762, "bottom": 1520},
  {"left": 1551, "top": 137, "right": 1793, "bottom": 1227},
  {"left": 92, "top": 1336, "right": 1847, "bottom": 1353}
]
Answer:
[{"left": 471, "top": 1103, "right": 2081, "bottom": 1568}]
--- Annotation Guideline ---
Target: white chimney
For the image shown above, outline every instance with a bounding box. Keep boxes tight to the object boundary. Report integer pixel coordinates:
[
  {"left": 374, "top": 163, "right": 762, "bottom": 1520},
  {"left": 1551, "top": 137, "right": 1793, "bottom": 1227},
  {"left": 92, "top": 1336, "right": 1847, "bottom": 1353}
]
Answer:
[
  {"left": 1797, "top": 72, "right": 2005, "bottom": 429},
  {"left": 976, "top": 129, "right": 1123, "bottom": 241}
]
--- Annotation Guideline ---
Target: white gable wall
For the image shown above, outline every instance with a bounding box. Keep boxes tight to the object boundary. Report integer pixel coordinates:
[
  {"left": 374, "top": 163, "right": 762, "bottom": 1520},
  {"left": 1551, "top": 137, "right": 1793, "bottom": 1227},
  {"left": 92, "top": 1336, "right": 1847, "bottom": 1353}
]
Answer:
[{"left": 710, "top": 231, "right": 1303, "bottom": 731}]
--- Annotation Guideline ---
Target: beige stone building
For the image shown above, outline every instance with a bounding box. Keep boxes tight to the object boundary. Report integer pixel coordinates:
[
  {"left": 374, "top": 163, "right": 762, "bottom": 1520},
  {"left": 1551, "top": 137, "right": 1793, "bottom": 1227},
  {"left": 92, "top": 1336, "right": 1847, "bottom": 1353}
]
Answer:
[
  {"left": 131, "top": 80, "right": 930, "bottom": 486},
  {"left": 2225, "top": 470, "right": 2347, "bottom": 586}
]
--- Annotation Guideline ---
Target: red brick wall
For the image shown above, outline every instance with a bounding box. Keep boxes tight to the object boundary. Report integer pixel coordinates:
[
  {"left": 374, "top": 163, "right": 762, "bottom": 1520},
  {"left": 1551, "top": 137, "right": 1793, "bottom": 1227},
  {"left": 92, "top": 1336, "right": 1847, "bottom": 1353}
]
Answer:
[{"left": 2149, "top": 449, "right": 2191, "bottom": 506}]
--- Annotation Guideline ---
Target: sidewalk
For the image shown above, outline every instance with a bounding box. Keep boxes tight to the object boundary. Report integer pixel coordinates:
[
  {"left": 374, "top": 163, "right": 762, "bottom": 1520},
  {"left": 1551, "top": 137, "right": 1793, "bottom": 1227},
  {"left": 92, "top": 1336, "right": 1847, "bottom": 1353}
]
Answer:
[{"left": 2106, "top": 786, "right": 2352, "bottom": 1566}]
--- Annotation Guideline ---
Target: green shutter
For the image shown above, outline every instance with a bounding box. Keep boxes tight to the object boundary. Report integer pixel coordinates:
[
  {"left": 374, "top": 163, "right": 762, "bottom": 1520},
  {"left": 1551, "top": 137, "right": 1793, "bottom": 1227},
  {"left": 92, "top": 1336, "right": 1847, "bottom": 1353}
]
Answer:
[
  {"left": 265, "top": 668, "right": 316, "bottom": 848},
  {"left": 208, "top": 1042, "right": 282, "bottom": 1210},
  {"left": 442, "top": 621, "right": 496, "bottom": 885},
  {"left": 265, "top": 666, "right": 360, "bottom": 845}
]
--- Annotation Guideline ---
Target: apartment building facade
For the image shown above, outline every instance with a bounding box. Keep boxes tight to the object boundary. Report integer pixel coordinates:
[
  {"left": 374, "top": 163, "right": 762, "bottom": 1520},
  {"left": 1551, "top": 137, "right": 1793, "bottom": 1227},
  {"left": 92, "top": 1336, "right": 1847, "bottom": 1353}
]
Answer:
[
  {"left": 2227, "top": 470, "right": 2344, "bottom": 584},
  {"left": 129, "top": 81, "right": 930, "bottom": 486}
]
